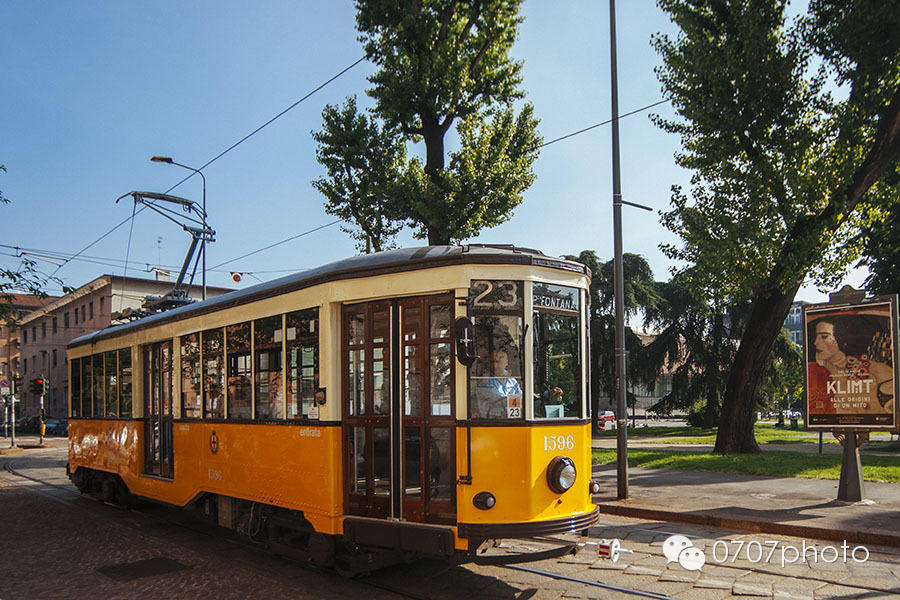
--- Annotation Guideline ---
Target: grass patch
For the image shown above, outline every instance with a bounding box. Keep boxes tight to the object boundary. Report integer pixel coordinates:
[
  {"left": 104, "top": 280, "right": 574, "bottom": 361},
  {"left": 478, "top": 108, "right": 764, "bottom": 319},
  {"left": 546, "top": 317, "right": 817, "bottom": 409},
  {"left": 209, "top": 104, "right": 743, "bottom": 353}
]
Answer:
[
  {"left": 596, "top": 424, "right": 840, "bottom": 445},
  {"left": 591, "top": 448, "right": 900, "bottom": 482}
]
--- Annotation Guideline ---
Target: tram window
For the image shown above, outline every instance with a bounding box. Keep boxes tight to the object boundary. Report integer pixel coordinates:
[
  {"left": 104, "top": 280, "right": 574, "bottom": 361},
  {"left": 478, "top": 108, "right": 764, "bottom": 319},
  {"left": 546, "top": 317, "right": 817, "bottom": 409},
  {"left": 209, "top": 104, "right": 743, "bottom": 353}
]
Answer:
[
  {"left": 373, "top": 307, "right": 390, "bottom": 415},
  {"left": 286, "top": 308, "right": 318, "bottom": 419},
  {"left": 92, "top": 353, "right": 104, "bottom": 418},
  {"left": 469, "top": 315, "right": 524, "bottom": 419},
  {"left": 347, "top": 309, "right": 366, "bottom": 417},
  {"left": 81, "top": 356, "right": 92, "bottom": 416},
  {"left": 532, "top": 283, "right": 583, "bottom": 419},
  {"left": 430, "top": 343, "right": 451, "bottom": 415},
  {"left": 70, "top": 357, "right": 81, "bottom": 417},
  {"left": 105, "top": 350, "right": 118, "bottom": 417},
  {"left": 404, "top": 427, "right": 421, "bottom": 498},
  {"left": 350, "top": 426, "right": 366, "bottom": 494},
  {"left": 373, "top": 427, "right": 390, "bottom": 496},
  {"left": 428, "top": 427, "right": 453, "bottom": 501},
  {"left": 119, "top": 348, "right": 132, "bottom": 417},
  {"left": 227, "top": 323, "right": 251, "bottom": 420},
  {"left": 254, "top": 316, "right": 283, "bottom": 420},
  {"left": 181, "top": 334, "right": 201, "bottom": 418},
  {"left": 203, "top": 328, "right": 225, "bottom": 419}
]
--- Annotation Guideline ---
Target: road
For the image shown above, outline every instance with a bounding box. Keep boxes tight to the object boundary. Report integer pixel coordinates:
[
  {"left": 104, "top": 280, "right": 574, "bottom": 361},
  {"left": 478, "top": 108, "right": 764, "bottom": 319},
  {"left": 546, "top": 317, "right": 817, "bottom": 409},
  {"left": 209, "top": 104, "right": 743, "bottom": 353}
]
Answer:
[{"left": 1, "top": 441, "right": 898, "bottom": 599}]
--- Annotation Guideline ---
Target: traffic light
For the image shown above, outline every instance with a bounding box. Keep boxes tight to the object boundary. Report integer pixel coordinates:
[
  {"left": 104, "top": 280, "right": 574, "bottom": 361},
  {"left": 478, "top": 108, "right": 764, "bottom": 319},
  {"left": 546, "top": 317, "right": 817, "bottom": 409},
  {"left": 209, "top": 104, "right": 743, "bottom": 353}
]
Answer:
[
  {"left": 30, "top": 378, "right": 42, "bottom": 395},
  {"left": 42, "top": 377, "right": 50, "bottom": 395}
]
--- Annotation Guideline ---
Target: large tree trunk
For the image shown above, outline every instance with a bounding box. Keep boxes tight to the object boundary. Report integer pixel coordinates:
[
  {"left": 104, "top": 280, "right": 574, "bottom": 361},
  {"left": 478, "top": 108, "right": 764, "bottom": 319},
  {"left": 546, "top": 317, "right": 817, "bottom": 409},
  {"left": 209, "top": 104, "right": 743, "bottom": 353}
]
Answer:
[
  {"left": 421, "top": 114, "right": 450, "bottom": 246},
  {"left": 714, "top": 284, "right": 800, "bottom": 453}
]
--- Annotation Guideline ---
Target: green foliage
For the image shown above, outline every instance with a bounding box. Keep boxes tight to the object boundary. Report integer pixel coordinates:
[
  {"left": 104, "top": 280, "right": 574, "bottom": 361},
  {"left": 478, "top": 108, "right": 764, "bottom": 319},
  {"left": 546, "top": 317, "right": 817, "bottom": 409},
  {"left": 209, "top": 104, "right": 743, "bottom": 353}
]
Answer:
[
  {"left": 312, "top": 97, "right": 406, "bottom": 252},
  {"left": 313, "top": 0, "right": 541, "bottom": 247},
  {"left": 859, "top": 198, "right": 900, "bottom": 295},
  {"left": 655, "top": 0, "right": 900, "bottom": 303}
]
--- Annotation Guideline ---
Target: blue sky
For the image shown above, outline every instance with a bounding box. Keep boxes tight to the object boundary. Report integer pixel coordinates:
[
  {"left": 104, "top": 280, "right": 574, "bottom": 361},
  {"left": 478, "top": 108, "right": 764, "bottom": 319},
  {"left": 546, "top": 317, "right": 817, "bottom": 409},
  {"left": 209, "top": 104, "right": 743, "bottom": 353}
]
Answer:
[{"left": 0, "top": 1, "right": 863, "bottom": 304}]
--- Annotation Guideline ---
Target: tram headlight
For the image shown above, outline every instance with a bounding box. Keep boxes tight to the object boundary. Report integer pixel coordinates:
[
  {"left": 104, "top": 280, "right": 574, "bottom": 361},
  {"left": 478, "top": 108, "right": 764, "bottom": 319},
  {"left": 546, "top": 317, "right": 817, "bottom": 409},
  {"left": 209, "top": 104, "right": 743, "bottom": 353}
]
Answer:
[
  {"left": 547, "top": 456, "right": 577, "bottom": 494},
  {"left": 473, "top": 491, "right": 496, "bottom": 510}
]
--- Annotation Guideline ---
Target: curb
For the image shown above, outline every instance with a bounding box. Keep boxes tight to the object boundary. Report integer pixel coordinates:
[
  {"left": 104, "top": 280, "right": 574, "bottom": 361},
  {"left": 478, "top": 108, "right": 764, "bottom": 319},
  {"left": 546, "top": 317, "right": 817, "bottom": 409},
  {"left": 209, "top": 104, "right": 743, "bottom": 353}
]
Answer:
[{"left": 595, "top": 501, "right": 900, "bottom": 549}]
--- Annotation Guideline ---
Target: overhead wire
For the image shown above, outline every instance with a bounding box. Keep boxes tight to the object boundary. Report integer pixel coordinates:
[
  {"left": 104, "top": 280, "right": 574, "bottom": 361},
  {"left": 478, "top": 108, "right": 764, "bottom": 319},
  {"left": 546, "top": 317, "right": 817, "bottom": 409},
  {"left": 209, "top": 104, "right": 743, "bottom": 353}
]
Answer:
[
  {"left": 33, "top": 92, "right": 668, "bottom": 282},
  {"left": 47, "top": 55, "right": 368, "bottom": 279}
]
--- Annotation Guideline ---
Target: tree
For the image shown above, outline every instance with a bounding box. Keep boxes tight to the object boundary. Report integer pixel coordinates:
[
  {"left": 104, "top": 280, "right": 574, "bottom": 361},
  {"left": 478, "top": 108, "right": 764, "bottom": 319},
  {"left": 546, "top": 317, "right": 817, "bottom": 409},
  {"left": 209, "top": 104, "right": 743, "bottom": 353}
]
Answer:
[
  {"left": 654, "top": 0, "right": 900, "bottom": 453},
  {"left": 313, "top": 0, "right": 542, "bottom": 247},
  {"left": 312, "top": 97, "right": 406, "bottom": 252},
  {"left": 566, "top": 250, "right": 659, "bottom": 432},
  {"left": 642, "top": 276, "right": 741, "bottom": 428}
]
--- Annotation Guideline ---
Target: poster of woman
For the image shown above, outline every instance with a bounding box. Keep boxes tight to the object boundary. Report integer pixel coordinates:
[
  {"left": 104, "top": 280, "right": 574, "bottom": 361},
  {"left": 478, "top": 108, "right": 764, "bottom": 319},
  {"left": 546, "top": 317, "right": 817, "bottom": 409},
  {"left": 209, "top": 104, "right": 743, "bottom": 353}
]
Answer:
[{"left": 804, "top": 299, "right": 899, "bottom": 429}]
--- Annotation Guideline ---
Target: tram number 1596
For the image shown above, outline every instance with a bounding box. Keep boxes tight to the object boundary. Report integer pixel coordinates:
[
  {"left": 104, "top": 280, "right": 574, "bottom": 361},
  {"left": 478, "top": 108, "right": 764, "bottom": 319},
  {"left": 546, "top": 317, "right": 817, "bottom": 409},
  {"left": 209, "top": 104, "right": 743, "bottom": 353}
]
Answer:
[{"left": 543, "top": 435, "right": 575, "bottom": 452}]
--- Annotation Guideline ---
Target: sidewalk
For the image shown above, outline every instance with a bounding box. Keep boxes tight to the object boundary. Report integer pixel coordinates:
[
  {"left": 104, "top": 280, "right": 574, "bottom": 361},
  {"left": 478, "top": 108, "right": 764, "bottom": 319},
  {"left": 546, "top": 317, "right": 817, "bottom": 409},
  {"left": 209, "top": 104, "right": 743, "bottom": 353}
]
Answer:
[
  {"left": 591, "top": 449, "right": 900, "bottom": 549},
  {"left": 0, "top": 434, "right": 66, "bottom": 454}
]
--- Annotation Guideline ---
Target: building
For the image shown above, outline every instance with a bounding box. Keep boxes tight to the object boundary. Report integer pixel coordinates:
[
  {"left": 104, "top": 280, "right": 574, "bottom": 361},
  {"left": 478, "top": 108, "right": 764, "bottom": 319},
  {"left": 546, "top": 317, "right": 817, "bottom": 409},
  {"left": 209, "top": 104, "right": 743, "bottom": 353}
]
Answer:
[
  {"left": 0, "top": 293, "right": 60, "bottom": 407},
  {"left": 17, "top": 275, "right": 232, "bottom": 418},
  {"left": 784, "top": 300, "right": 809, "bottom": 346}
]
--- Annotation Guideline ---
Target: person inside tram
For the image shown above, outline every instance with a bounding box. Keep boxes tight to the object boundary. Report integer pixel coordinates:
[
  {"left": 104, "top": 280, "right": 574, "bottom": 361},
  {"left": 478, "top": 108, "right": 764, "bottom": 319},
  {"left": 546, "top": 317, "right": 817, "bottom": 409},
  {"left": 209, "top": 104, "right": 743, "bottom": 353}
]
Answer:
[{"left": 472, "top": 347, "right": 522, "bottom": 418}]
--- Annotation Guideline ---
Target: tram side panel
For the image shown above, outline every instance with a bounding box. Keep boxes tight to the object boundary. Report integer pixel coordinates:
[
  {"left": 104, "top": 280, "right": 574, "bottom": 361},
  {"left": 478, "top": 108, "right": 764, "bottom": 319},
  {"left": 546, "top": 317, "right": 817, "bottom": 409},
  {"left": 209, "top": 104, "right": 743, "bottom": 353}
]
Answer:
[{"left": 69, "top": 419, "right": 345, "bottom": 535}]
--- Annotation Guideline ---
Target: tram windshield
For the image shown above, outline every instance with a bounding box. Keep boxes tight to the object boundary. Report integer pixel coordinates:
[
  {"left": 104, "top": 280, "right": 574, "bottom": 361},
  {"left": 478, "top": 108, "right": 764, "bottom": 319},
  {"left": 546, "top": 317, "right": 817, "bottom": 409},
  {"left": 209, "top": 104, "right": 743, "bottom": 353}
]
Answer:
[{"left": 532, "top": 283, "right": 582, "bottom": 419}]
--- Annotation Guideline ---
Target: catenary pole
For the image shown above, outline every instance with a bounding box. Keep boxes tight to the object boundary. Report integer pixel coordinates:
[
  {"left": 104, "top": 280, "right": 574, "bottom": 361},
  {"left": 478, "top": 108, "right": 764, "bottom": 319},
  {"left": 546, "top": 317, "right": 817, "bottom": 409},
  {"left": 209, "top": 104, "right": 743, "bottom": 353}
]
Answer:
[{"left": 610, "top": 0, "right": 628, "bottom": 499}]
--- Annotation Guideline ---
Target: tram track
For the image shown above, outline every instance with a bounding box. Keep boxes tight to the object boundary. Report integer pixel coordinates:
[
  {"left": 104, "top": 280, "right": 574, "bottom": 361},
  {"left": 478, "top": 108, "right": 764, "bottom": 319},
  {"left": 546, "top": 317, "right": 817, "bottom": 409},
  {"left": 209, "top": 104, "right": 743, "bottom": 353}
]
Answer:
[{"left": 6, "top": 457, "right": 900, "bottom": 600}]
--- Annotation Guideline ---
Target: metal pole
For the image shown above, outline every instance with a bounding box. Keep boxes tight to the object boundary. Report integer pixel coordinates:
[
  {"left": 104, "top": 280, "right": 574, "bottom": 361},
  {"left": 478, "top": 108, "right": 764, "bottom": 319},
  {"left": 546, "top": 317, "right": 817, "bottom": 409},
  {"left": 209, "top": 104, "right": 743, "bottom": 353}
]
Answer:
[
  {"left": 200, "top": 170, "right": 207, "bottom": 300},
  {"left": 610, "top": 0, "right": 628, "bottom": 500}
]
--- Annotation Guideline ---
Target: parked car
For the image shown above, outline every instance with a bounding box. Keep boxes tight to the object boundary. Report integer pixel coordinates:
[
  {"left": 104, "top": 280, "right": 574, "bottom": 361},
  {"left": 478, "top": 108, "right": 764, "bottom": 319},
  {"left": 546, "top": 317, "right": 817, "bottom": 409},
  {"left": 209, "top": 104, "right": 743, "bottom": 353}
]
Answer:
[
  {"left": 595, "top": 410, "right": 616, "bottom": 429},
  {"left": 43, "top": 417, "right": 67, "bottom": 436}
]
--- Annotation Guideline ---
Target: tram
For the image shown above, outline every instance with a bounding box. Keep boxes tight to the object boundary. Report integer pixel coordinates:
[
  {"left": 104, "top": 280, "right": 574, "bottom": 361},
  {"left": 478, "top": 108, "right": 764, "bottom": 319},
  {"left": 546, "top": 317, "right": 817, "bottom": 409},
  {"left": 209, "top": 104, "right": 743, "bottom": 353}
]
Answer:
[{"left": 66, "top": 245, "right": 600, "bottom": 572}]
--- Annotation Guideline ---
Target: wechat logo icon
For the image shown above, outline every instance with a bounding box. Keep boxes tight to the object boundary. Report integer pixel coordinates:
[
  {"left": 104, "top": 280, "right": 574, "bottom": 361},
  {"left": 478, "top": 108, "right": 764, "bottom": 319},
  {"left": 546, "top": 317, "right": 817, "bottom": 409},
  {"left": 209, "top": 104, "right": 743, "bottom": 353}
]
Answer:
[{"left": 663, "top": 535, "right": 706, "bottom": 571}]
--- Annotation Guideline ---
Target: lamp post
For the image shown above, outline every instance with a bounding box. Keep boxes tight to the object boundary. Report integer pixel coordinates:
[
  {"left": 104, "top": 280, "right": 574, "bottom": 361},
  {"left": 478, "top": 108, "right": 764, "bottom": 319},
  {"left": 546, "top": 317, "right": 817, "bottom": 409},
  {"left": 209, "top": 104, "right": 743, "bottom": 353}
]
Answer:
[{"left": 151, "top": 156, "right": 208, "bottom": 300}]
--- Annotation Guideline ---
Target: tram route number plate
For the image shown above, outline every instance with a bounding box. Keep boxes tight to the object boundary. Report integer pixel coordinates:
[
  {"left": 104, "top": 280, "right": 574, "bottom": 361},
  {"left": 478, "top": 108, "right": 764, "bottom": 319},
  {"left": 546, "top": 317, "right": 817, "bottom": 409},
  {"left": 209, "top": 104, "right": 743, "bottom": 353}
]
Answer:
[{"left": 507, "top": 394, "right": 522, "bottom": 418}]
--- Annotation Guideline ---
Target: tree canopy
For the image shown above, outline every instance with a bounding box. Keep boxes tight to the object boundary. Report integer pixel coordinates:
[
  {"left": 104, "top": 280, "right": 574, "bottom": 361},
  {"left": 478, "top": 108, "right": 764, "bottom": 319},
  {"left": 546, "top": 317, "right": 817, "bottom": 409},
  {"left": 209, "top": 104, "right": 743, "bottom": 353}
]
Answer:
[
  {"left": 654, "top": 0, "right": 900, "bottom": 452},
  {"left": 313, "top": 0, "right": 541, "bottom": 249}
]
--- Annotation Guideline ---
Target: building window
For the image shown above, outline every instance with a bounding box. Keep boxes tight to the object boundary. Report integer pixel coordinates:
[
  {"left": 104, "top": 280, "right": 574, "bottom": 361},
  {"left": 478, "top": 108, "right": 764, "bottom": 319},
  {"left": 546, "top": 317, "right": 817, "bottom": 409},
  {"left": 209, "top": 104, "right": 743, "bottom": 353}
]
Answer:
[
  {"left": 74, "top": 310, "right": 78, "bottom": 325},
  {"left": 23, "top": 358, "right": 27, "bottom": 373},
  {"left": 22, "top": 330, "right": 27, "bottom": 344},
  {"left": 52, "top": 317, "right": 58, "bottom": 334},
  {"left": 100, "top": 297, "right": 105, "bottom": 314},
  {"left": 52, "top": 349, "right": 57, "bottom": 368},
  {"left": 42, "top": 322, "right": 46, "bottom": 338},
  {"left": 81, "top": 305, "right": 86, "bottom": 322},
  {"left": 64, "top": 312, "right": 70, "bottom": 328},
  {"left": 90, "top": 302, "right": 94, "bottom": 320},
  {"left": 32, "top": 326, "right": 36, "bottom": 341}
]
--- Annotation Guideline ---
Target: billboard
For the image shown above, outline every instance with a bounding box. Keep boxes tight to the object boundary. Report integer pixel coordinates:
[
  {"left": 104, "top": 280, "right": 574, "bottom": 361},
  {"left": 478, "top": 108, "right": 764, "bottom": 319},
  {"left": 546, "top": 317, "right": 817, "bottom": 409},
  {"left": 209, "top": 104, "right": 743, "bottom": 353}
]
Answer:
[{"left": 804, "top": 298, "right": 898, "bottom": 430}]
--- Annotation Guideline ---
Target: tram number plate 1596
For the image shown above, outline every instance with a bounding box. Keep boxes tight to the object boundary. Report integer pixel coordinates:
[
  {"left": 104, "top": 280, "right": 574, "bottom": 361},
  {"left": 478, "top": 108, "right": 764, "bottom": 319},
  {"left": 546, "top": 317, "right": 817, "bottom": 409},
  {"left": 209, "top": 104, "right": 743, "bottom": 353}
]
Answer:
[{"left": 543, "top": 434, "right": 575, "bottom": 452}]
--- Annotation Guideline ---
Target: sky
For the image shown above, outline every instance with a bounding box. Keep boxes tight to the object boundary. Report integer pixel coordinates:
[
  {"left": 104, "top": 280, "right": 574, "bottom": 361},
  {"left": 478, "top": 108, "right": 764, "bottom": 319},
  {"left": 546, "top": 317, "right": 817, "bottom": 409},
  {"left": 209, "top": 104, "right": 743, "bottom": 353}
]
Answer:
[{"left": 0, "top": 1, "right": 867, "bottom": 306}]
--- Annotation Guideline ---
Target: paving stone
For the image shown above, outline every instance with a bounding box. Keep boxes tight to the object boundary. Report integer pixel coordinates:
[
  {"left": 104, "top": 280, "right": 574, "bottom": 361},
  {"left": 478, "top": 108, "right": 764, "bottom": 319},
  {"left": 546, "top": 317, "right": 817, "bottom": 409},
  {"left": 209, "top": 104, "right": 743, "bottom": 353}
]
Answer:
[
  {"left": 813, "top": 583, "right": 881, "bottom": 599},
  {"left": 672, "top": 588, "right": 734, "bottom": 600},
  {"left": 659, "top": 568, "right": 701, "bottom": 583},
  {"left": 695, "top": 576, "right": 735, "bottom": 590},
  {"left": 732, "top": 580, "right": 774, "bottom": 597}
]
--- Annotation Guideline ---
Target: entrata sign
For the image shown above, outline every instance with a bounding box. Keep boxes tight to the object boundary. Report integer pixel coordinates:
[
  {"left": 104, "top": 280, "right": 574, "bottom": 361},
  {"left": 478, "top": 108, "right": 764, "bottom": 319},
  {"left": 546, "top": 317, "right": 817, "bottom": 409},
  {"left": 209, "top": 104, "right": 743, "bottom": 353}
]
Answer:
[{"left": 804, "top": 297, "right": 899, "bottom": 430}]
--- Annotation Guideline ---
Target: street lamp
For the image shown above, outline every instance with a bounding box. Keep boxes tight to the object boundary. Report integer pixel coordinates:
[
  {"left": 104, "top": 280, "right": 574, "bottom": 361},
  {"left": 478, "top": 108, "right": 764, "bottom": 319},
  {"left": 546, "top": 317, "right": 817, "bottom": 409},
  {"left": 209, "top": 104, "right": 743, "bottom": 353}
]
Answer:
[{"left": 151, "top": 156, "right": 208, "bottom": 300}]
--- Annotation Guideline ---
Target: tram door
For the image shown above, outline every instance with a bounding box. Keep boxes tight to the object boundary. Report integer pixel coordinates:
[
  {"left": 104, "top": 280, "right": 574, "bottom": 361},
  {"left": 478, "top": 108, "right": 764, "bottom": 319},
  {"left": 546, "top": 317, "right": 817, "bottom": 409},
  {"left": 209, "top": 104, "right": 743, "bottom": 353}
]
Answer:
[
  {"left": 143, "top": 341, "right": 174, "bottom": 478},
  {"left": 343, "top": 295, "right": 456, "bottom": 524}
]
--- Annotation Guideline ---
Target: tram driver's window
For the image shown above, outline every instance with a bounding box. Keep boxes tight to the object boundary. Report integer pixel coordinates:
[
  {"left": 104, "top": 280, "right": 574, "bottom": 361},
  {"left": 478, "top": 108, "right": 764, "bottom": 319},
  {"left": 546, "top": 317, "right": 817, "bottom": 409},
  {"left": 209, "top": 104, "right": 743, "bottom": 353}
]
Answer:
[
  {"left": 532, "top": 283, "right": 582, "bottom": 419},
  {"left": 468, "top": 280, "right": 524, "bottom": 420}
]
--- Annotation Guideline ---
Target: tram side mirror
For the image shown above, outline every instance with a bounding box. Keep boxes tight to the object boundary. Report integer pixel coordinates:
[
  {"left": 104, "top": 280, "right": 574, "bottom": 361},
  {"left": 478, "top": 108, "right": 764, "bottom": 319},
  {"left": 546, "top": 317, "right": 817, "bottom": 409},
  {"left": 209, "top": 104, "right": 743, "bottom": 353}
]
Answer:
[
  {"left": 454, "top": 317, "right": 478, "bottom": 367},
  {"left": 315, "top": 387, "right": 327, "bottom": 406}
]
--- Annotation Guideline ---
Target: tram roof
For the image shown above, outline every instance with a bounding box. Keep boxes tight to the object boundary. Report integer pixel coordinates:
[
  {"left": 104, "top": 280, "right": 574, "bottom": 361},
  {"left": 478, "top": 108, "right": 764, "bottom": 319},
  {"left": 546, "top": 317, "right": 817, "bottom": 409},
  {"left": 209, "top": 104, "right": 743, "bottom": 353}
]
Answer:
[{"left": 69, "top": 244, "right": 588, "bottom": 349}]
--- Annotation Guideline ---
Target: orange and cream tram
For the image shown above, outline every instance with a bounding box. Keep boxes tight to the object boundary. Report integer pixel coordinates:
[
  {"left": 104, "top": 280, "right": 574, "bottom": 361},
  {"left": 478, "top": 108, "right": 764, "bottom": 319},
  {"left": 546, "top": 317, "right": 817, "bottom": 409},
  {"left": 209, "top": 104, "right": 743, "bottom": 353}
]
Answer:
[{"left": 67, "top": 245, "right": 600, "bottom": 572}]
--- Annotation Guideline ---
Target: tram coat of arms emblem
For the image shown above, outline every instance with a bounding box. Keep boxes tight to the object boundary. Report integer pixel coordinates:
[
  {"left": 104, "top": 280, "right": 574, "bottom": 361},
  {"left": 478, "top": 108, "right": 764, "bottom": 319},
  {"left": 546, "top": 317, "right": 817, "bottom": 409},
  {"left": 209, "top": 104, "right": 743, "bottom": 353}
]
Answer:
[{"left": 209, "top": 431, "right": 219, "bottom": 454}]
